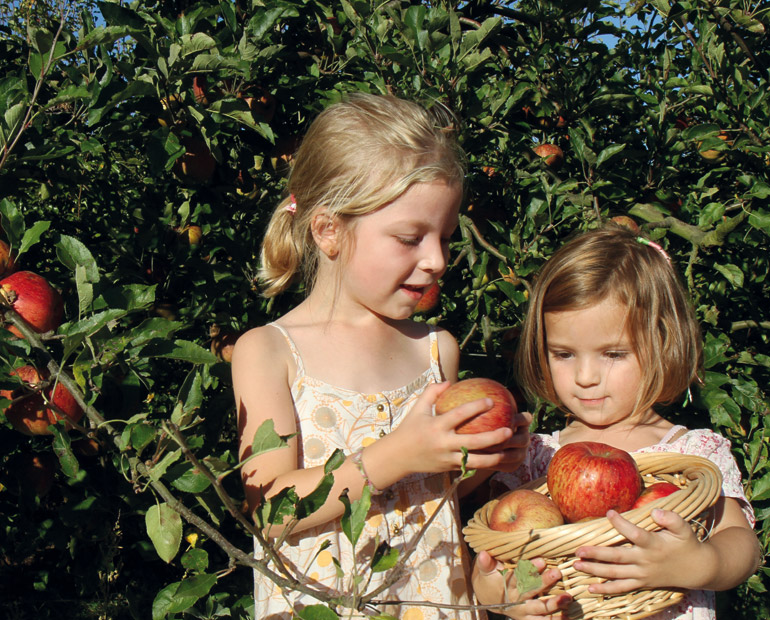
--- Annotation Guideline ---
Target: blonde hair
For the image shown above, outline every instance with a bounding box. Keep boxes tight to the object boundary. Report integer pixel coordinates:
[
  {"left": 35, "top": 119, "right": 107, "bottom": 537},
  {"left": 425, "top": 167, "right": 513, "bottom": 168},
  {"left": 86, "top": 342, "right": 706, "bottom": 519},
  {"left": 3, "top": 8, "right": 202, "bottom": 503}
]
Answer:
[
  {"left": 517, "top": 225, "right": 703, "bottom": 419},
  {"left": 258, "top": 93, "right": 465, "bottom": 297}
]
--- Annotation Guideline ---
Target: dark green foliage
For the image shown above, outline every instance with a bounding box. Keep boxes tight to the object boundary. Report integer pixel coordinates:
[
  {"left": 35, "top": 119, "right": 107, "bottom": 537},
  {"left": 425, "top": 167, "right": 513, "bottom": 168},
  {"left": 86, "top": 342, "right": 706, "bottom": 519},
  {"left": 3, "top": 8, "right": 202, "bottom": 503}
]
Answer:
[{"left": 0, "top": 1, "right": 767, "bottom": 618}]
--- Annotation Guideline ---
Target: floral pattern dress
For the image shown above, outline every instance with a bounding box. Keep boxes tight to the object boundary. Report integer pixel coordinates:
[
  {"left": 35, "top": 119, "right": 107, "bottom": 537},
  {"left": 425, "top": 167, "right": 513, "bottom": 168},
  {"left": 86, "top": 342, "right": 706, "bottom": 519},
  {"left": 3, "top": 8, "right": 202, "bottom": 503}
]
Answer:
[
  {"left": 492, "top": 425, "right": 755, "bottom": 620},
  {"left": 253, "top": 324, "right": 483, "bottom": 620}
]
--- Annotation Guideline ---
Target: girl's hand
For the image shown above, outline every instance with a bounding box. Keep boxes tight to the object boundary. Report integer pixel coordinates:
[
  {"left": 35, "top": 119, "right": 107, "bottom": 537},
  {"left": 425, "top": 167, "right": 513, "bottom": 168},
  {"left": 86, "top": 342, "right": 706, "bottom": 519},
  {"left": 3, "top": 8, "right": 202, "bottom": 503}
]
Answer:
[
  {"left": 478, "top": 410, "right": 532, "bottom": 473},
  {"left": 472, "top": 551, "right": 572, "bottom": 619},
  {"left": 573, "top": 508, "right": 704, "bottom": 593},
  {"left": 383, "top": 382, "right": 514, "bottom": 476}
]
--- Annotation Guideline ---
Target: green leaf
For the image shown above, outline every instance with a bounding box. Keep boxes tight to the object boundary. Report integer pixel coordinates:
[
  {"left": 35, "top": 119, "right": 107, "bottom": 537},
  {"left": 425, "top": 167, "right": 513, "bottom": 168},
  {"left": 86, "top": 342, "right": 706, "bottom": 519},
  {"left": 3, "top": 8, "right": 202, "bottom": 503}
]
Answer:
[
  {"left": 181, "top": 548, "right": 209, "bottom": 573},
  {"left": 145, "top": 503, "right": 183, "bottom": 563},
  {"left": 713, "top": 263, "right": 744, "bottom": 289},
  {"left": 74, "top": 265, "right": 94, "bottom": 316},
  {"left": 371, "top": 542, "right": 399, "bottom": 573},
  {"left": 18, "top": 220, "right": 50, "bottom": 256},
  {"left": 256, "top": 485, "right": 298, "bottom": 527},
  {"left": 0, "top": 199, "right": 24, "bottom": 247},
  {"left": 168, "top": 462, "right": 211, "bottom": 494},
  {"left": 750, "top": 471, "right": 770, "bottom": 502},
  {"left": 595, "top": 143, "right": 626, "bottom": 167},
  {"left": 151, "top": 573, "right": 217, "bottom": 620},
  {"left": 296, "top": 604, "right": 340, "bottom": 620},
  {"left": 51, "top": 426, "right": 80, "bottom": 479},
  {"left": 139, "top": 339, "right": 217, "bottom": 364},
  {"left": 340, "top": 485, "right": 370, "bottom": 547},
  {"left": 514, "top": 558, "right": 543, "bottom": 594},
  {"left": 57, "top": 235, "right": 100, "bottom": 282},
  {"left": 251, "top": 418, "right": 294, "bottom": 457}
]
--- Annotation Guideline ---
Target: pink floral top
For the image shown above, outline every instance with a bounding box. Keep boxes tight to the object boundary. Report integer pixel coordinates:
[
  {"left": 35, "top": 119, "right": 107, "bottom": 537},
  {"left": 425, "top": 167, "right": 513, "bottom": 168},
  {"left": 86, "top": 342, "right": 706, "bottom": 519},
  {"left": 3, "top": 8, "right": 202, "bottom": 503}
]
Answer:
[
  {"left": 492, "top": 426, "right": 755, "bottom": 620},
  {"left": 252, "top": 324, "right": 483, "bottom": 620}
]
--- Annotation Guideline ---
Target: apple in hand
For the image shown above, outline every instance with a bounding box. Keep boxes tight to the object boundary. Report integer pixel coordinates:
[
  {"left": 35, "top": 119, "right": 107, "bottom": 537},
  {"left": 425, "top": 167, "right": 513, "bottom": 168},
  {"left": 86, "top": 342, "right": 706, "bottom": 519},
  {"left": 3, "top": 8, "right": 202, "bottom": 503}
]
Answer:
[
  {"left": 489, "top": 489, "right": 564, "bottom": 532},
  {"left": 546, "top": 441, "right": 642, "bottom": 523},
  {"left": 435, "top": 378, "right": 517, "bottom": 434},
  {"left": 632, "top": 481, "right": 679, "bottom": 509}
]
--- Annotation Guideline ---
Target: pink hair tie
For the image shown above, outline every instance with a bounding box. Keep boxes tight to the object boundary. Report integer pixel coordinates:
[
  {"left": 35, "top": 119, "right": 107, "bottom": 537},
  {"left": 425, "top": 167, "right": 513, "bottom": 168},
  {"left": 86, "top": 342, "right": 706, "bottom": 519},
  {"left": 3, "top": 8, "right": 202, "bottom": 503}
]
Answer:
[
  {"left": 284, "top": 194, "right": 297, "bottom": 214},
  {"left": 636, "top": 236, "right": 671, "bottom": 264}
]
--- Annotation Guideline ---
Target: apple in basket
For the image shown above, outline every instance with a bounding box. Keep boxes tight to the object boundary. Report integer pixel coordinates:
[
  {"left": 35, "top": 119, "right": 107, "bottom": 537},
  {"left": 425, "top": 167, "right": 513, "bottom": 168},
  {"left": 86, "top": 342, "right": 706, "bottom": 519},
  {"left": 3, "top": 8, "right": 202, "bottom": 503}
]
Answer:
[
  {"left": 547, "top": 441, "right": 642, "bottom": 523},
  {"left": 435, "top": 378, "right": 517, "bottom": 434},
  {"left": 632, "top": 481, "right": 680, "bottom": 509},
  {"left": 489, "top": 489, "right": 564, "bottom": 532}
]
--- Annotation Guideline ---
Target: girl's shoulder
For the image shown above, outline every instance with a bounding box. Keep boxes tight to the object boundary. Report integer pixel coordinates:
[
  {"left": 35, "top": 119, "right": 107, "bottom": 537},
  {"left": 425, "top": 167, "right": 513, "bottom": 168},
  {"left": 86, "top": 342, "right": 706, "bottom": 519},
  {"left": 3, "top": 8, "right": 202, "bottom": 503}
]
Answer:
[{"left": 230, "top": 323, "right": 295, "bottom": 372}]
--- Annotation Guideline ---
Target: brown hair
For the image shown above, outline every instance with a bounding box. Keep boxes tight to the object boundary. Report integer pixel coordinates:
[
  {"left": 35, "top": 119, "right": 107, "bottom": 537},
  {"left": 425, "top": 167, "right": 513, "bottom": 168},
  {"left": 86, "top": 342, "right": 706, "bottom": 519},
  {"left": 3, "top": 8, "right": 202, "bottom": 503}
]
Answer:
[
  {"left": 516, "top": 226, "right": 703, "bottom": 418},
  {"left": 258, "top": 93, "right": 465, "bottom": 297}
]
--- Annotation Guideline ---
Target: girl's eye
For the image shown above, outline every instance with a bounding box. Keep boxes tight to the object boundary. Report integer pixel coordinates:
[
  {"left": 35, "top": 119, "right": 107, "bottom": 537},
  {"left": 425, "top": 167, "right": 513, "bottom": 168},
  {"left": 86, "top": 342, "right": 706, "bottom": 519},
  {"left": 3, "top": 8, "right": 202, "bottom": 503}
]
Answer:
[
  {"left": 397, "top": 237, "right": 420, "bottom": 246},
  {"left": 549, "top": 350, "right": 572, "bottom": 360},
  {"left": 606, "top": 351, "right": 629, "bottom": 360}
]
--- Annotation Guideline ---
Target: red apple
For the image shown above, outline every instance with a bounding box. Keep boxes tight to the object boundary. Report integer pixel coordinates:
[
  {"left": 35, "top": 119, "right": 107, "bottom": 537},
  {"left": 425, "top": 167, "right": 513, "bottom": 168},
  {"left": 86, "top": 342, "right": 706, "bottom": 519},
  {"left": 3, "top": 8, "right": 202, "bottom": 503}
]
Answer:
[
  {"left": 0, "top": 270, "right": 64, "bottom": 337},
  {"left": 533, "top": 143, "right": 564, "bottom": 169},
  {"left": 435, "top": 378, "right": 517, "bottom": 434},
  {"left": 172, "top": 137, "right": 216, "bottom": 184},
  {"left": 0, "top": 240, "right": 15, "bottom": 278},
  {"left": 632, "top": 481, "right": 680, "bottom": 509},
  {"left": 546, "top": 441, "right": 642, "bottom": 523},
  {"left": 489, "top": 488, "right": 564, "bottom": 532},
  {"left": 610, "top": 215, "right": 641, "bottom": 234},
  {"left": 413, "top": 282, "right": 440, "bottom": 313},
  {"left": 1, "top": 365, "right": 84, "bottom": 436}
]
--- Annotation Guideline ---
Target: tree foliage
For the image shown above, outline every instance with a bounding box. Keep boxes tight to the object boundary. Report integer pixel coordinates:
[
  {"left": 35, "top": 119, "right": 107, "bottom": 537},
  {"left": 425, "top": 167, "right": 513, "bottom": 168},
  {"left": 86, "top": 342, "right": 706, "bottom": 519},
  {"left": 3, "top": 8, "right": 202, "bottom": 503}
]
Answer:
[{"left": 0, "top": 1, "right": 768, "bottom": 618}]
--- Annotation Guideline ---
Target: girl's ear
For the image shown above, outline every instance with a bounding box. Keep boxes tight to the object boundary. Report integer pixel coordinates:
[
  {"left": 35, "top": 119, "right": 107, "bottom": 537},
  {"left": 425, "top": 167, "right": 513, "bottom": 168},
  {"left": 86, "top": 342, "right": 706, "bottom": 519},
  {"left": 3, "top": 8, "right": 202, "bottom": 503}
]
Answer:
[{"left": 310, "top": 208, "right": 341, "bottom": 258}]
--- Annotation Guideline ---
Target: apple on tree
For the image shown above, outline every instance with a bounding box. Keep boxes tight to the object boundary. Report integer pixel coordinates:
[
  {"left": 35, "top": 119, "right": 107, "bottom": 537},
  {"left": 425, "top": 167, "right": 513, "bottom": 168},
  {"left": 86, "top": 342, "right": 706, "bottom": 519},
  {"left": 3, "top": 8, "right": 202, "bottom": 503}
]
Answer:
[
  {"left": 532, "top": 143, "right": 564, "bottom": 169},
  {"left": 632, "top": 481, "right": 680, "bottom": 509},
  {"left": 1, "top": 365, "right": 84, "bottom": 436},
  {"left": 547, "top": 441, "right": 642, "bottom": 523},
  {"left": 0, "top": 240, "right": 15, "bottom": 278},
  {"left": 413, "top": 282, "right": 440, "bottom": 314},
  {"left": 0, "top": 270, "right": 64, "bottom": 337},
  {"left": 489, "top": 489, "right": 564, "bottom": 533},
  {"left": 435, "top": 377, "right": 517, "bottom": 434}
]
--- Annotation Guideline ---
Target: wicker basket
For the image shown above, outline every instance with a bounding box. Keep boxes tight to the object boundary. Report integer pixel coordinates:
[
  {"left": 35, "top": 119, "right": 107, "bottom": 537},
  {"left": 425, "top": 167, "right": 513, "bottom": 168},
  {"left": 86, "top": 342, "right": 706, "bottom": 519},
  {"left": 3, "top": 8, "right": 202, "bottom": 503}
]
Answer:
[{"left": 463, "top": 453, "right": 723, "bottom": 620}]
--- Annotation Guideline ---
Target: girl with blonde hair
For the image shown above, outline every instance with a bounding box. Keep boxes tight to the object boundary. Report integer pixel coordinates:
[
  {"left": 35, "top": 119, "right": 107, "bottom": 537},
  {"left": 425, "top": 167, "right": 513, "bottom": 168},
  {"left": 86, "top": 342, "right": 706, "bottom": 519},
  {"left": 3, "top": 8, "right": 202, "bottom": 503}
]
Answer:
[{"left": 233, "top": 93, "right": 531, "bottom": 619}]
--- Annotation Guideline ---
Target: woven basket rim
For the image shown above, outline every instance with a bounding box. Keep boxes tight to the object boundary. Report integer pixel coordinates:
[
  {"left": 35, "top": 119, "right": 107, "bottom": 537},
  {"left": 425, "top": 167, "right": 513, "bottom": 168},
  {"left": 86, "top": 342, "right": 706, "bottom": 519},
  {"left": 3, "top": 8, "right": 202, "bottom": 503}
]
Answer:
[{"left": 464, "top": 452, "right": 722, "bottom": 558}]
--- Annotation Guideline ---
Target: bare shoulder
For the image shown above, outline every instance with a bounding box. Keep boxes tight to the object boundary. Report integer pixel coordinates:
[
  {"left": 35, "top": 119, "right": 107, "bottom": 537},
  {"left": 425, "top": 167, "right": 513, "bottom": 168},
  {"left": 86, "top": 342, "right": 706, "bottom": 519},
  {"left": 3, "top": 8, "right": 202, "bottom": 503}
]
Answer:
[
  {"left": 433, "top": 325, "right": 460, "bottom": 381},
  {"left": 231, "top": 324, "right": 292, "bottom": 378}
]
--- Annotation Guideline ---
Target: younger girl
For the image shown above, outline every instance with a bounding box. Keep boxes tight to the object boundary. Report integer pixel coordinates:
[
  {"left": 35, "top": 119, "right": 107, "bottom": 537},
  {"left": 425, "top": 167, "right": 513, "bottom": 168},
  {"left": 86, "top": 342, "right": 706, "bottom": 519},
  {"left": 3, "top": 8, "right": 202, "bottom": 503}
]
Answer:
[
  {"left": 232, "top": 93, "right": 530, "bottom": 619},
  {"left": 487, "top": 226, "right": 760, "bottom": 619}
]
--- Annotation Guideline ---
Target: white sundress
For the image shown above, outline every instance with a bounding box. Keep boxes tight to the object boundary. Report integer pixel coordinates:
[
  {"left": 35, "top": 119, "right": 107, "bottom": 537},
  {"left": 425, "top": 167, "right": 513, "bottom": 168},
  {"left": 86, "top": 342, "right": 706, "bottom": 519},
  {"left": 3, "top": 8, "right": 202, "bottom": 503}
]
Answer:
[{"left": 252, "top": 323, "right": 484, "bottom": 620}]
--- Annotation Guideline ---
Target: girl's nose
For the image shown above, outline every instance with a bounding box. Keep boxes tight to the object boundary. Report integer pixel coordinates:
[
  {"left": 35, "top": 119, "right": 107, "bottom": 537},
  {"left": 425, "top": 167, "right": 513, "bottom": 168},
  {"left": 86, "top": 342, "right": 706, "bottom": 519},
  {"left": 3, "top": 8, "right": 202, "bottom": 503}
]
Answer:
[
  {"left": 418, "top": 238, "right": 448, "bottom": 274},
  {"left": 575, "top": 358, "right": 601, "bottom": 387}
]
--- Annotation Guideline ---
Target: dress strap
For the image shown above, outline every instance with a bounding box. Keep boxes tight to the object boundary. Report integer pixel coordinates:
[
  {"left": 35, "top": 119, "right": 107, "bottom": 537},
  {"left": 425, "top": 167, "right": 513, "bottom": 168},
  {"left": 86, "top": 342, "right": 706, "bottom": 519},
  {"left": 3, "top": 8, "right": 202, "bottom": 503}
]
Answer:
[
  {"left": 268, "top": 323, "right": 306, "bottom": 377},
  {"left": 427, "top": 325, "right": 444, "bottom": 382},
  {"left": 660, "top": 424, "right": 688, "bottom": 444}
]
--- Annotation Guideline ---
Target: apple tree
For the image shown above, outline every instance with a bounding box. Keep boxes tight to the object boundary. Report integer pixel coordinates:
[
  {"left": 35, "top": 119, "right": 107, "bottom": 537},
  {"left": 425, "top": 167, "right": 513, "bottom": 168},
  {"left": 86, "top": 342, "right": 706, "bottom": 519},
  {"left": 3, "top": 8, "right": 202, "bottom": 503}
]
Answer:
[{"left": 0, "top": 0, "right": 767, "bottom": 619}]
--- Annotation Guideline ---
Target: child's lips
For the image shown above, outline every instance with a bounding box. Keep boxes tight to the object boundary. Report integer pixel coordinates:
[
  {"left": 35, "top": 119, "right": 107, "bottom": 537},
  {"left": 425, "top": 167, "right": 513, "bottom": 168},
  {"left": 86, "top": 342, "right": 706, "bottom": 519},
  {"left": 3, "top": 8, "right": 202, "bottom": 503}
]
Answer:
[
  {"left": 401, "top": 283, "right": 429, "bottom": 300},
  {"left": 578, "top": 397, "right": 606, "bottom": 406}
]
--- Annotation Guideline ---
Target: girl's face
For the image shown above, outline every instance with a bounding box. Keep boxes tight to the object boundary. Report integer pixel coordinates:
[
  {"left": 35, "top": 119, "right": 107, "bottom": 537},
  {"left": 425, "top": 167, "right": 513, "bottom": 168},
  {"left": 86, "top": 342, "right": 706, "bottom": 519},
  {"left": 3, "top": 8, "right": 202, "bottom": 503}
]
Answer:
[
  {"left": 339, "top": 180, "right": 461, "bottom": 320},
  {"left": 545, "top": 297, "right": 646, "bottom": 428}
]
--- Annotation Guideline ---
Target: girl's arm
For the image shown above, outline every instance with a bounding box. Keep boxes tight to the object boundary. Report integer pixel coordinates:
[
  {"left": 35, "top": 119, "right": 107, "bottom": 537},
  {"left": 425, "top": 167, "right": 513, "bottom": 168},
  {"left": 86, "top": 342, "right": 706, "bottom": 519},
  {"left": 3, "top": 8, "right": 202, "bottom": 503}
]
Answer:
[
  {"left": 572, "top": 496, "right": 761, "bottom": 593},
  {"left": 234, "top": 326, "right": 515, "bottom": 536}
]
